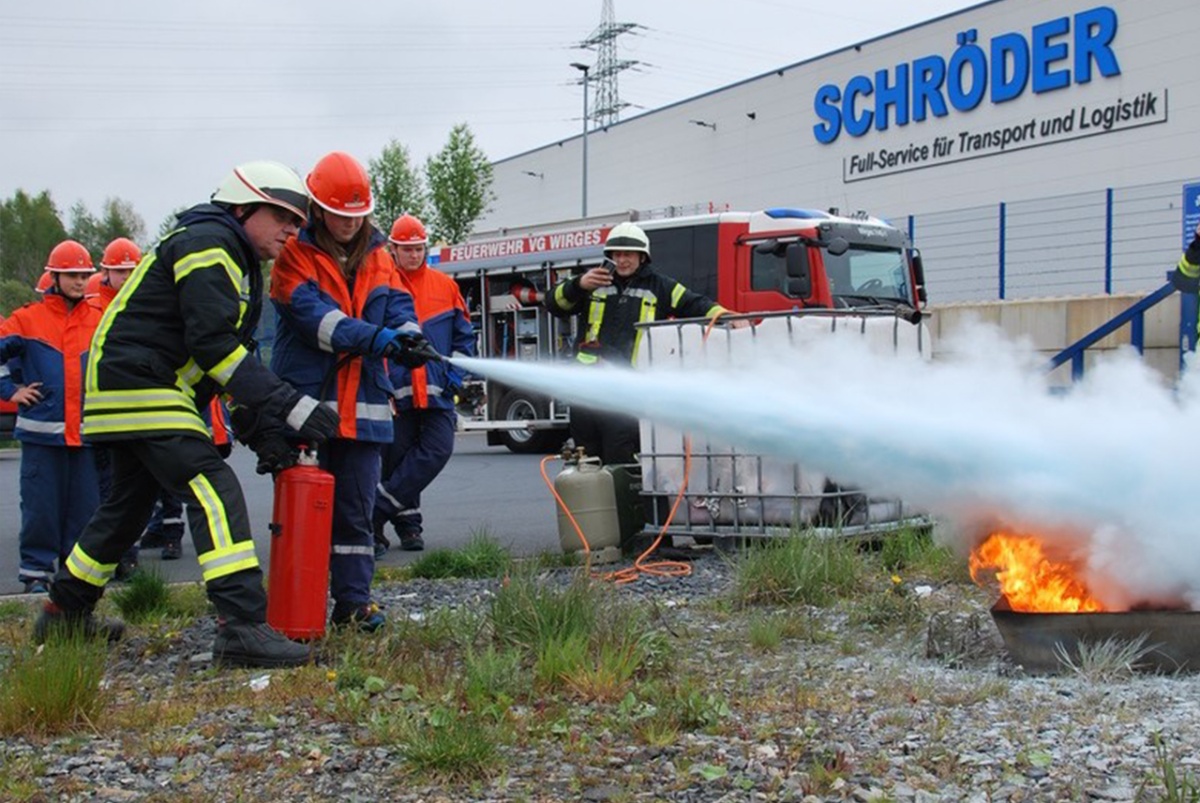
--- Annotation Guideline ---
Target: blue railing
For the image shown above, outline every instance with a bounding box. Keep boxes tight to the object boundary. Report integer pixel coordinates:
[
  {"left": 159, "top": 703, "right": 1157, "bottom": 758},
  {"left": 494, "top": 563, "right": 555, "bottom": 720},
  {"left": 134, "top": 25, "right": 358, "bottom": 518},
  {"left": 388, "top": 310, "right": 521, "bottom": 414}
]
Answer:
[{"left": 1046, "top": 277, "right": 1198, "bottom": 381}]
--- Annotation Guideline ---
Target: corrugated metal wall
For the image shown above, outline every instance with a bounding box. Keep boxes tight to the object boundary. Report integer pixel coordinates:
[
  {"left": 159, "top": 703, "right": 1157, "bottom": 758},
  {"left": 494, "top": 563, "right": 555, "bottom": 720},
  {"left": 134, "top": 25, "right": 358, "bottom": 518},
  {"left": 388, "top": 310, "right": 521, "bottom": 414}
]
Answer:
[{"left": 889, "top": 176, "right": 1197, "bottom": 303}]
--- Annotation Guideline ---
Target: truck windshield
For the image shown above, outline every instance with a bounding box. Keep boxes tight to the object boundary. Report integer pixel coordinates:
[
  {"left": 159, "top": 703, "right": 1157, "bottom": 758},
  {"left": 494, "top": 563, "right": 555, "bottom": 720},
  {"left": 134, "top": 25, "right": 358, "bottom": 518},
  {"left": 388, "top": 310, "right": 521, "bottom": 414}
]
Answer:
[{"left": 824, "top": 246, "right": 910, "bottom": 304}]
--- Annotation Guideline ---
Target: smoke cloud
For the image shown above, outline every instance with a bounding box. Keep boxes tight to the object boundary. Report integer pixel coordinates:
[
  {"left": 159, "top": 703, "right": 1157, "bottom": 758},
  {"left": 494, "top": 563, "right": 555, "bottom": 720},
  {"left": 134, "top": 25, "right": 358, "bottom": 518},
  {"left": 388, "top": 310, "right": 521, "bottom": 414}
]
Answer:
[{"left": 456, "top": 320, "right": 1200, "bottom": 610}]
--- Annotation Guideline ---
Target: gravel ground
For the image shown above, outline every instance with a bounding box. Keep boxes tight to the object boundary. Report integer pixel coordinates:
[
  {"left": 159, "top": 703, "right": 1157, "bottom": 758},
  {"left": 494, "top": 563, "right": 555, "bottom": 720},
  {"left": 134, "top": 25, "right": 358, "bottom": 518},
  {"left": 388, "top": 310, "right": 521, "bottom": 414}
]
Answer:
[{"left": 5, "top": 552, "right": 1200, "bottom": 802}]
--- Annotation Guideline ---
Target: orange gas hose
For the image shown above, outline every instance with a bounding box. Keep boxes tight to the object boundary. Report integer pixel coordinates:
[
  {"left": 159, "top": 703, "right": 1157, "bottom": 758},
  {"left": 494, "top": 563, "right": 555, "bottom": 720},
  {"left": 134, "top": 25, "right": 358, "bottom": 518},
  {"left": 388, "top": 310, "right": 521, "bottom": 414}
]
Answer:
[{"left": 539, "top": 310, "right": 734, "bottom": 584}]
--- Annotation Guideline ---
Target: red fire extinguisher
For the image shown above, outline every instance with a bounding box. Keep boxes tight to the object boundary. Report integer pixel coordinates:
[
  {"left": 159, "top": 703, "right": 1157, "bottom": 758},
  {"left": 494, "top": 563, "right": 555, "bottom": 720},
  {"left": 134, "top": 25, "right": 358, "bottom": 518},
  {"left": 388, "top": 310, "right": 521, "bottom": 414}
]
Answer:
[{"left": 266, "top": 446, "right": 334, "bottom": 639}]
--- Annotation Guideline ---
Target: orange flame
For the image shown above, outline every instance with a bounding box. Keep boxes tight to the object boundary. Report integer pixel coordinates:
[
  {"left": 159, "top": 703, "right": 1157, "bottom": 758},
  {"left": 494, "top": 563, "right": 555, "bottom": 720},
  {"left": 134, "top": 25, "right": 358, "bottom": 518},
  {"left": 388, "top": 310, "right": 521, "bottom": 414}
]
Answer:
[{"left": 968, "top": 531, "right": 1105, "bottom": 613}]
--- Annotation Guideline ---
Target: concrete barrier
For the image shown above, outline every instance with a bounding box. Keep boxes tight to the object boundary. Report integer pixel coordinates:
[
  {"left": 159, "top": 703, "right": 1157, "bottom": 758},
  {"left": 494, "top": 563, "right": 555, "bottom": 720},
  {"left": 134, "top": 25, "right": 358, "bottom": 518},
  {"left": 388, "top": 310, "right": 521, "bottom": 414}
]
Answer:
[{"left": 928, "top": 292, "right": 1184, "bottom": 386}]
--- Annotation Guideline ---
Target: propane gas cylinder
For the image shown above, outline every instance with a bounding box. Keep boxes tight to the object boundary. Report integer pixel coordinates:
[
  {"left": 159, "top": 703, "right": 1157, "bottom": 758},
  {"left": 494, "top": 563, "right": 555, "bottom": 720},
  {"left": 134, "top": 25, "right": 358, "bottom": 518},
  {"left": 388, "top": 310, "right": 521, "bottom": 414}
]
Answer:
[
  {"left": 555, "top": 456, "right": 621, "bottom": 564},
  {"left": 267, "top": 447, "right": 334, "bottom": 639}
]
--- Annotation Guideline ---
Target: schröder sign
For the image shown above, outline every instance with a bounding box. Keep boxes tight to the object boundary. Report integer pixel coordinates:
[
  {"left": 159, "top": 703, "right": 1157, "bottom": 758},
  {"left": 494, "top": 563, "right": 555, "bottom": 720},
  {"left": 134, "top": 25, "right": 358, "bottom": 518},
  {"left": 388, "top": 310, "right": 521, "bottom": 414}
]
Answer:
[{"left": 813, "top": 6, "right": 1121, "bottom": 144}]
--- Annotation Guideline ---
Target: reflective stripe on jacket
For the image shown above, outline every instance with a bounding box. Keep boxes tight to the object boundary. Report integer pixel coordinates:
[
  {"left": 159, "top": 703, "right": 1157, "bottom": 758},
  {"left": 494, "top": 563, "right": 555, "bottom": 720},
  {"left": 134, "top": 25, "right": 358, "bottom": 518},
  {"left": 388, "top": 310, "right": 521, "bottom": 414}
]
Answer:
[
  {"left": 0, "top": 293, "right": 102, "bottom": 446},
  {"left": 83, "top": 204, "right": 301, "bottom": 441},
  {"left": 270, "top": 226, "right": 419, "bottom": 442}
]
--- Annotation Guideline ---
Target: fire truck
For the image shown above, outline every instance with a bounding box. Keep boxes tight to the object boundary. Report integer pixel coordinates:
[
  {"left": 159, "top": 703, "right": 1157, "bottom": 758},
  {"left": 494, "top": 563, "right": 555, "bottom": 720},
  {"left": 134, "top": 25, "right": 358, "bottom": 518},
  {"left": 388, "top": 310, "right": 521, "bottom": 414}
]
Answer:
[{"left": 435, "top": 206, "right": 928, "bottom": 457}]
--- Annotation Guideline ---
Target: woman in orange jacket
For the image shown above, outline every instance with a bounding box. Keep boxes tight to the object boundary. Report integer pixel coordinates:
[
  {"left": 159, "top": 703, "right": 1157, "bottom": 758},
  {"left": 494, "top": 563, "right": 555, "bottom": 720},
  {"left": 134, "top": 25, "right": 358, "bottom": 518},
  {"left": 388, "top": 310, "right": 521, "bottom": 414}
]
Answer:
[{"left": 269, "top": 151, "right": 428, "bottom": 631}]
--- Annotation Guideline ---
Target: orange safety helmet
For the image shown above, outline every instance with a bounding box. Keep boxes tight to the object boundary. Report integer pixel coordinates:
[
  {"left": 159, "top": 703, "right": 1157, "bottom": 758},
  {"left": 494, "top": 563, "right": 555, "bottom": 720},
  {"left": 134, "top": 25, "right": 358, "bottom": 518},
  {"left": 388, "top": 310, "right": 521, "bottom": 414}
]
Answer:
[
  {"left": 101, "top": 237, "right": 141, "bottom": 269},
  {"left": 45, "top": 240, "right": 95, "bottom": 273},
  {"left": 35, "top": 271, "right": 53, "bottom": 293},
  {"left": 305, "top": 151, "right": 374, "bottom": 217},
  {"left": 85, "top": 272, "right": 104, "bottom": 297},
  {"left": 388, "top": 214, "right": 428, "bottom": 246}
]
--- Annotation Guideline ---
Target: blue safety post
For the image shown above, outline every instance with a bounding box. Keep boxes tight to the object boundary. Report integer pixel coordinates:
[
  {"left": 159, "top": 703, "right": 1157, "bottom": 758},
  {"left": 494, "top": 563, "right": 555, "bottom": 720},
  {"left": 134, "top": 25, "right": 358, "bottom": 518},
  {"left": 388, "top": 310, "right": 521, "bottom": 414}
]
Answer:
[
  {"left": 1104, "top": 188, "right": 1113, "bottom": 295},
  {"left": 998, "top": 202, "right": 1006, "bottom": 300}
]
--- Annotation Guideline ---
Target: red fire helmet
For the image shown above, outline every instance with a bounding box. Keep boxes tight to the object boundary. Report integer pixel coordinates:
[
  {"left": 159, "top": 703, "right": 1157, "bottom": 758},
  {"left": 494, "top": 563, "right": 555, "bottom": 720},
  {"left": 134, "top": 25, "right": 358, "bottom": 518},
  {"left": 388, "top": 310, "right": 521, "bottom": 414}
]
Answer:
[
  {"left": 85, "top": 272, "right": 104, "bottom": 297},
  {"left": 101, "top": 237, "right": 141, "bottom": 269},
  {"left": 305, "top": 151, "right": 374, "bottom": 217},
  {"left": 45, "top": 240, "right": 95, "bottom": 273},
  {"left": 388, "top": 214, "right": 428, "bottom": 246},
  {"left": 35, "top": 271, "right": 53, "bottom": 293}
]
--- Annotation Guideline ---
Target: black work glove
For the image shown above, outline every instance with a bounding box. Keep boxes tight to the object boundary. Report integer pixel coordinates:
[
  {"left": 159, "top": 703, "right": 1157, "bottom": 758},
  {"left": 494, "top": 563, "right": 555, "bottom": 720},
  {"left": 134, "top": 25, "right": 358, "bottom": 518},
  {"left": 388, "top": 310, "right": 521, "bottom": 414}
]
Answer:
[
  {"left": 251, "top": 432, "right": 300, "bottom": 475},
  {"left": 284, "top": 394, "right": 340, "bottom": 443},
  {"left": 229, "top": 405, "right": 266, "bottom": 447},
  {"left": 1171, "top": 268, "right": 1200, "bottom": 294},
  {"left": 385, "top": 331, "right": 437, "bottom": 369}
]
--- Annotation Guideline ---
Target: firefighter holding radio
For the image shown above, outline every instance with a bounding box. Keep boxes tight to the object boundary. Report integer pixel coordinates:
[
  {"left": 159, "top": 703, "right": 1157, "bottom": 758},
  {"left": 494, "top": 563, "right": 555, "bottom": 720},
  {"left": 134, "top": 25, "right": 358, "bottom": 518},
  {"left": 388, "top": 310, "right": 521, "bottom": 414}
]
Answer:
[{"left": 34, "top": 161, "right": 340, "bottom": 669}]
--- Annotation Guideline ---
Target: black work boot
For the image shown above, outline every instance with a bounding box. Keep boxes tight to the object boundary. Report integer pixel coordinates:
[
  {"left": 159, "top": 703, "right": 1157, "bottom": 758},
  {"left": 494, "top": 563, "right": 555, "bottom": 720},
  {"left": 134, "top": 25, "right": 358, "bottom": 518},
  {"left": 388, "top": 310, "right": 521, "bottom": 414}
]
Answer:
[
  {"left": 213, "top": 619, "right": 312, "bottom": 668},
  {"left": 398, "top": 531, "right": 425, "bottom": 552},
  {"left": 33, "top": 601, "right": 126, "bottom": 644}
]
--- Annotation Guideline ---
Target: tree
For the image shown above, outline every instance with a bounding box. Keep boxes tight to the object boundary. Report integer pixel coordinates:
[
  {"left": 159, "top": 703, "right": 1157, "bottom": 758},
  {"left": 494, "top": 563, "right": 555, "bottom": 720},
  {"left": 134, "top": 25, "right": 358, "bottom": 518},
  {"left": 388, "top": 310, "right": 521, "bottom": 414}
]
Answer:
[
  {"left": 69, "top": 197, "right": 146, "bottom": 256},
  {"left": 0, "top": 190, "right": 68, "bottom": 286},
  {"left": 424, "top": 123, "right": 494, "bottom": 245},
  {"left": 156, "top": 207, "right": 188, "bottom": 243},
  {"left": 369, "top": 139, "right": 427, "bottom": 232}
]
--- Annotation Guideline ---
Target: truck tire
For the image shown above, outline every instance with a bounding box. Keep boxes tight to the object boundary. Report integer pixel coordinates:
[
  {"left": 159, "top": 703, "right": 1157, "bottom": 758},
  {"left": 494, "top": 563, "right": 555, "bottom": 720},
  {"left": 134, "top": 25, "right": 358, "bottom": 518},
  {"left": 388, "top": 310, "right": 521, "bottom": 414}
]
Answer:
[{"left": 496, "top": 390, "right": 566, "bottom": 454}]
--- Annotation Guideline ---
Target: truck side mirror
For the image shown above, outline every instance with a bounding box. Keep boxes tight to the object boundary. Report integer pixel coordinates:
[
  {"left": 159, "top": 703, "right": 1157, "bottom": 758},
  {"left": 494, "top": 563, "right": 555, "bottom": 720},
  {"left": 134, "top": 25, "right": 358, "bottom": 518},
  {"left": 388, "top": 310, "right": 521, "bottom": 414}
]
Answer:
[
  {"left": 785, "top": 243, "right": 811, "bottom": 298},
  {"left": 911, "top": 250, "right": 928, "bottom": 304},
  {"left": 825, "top": 237, "right": 849, "bottom": 256}
]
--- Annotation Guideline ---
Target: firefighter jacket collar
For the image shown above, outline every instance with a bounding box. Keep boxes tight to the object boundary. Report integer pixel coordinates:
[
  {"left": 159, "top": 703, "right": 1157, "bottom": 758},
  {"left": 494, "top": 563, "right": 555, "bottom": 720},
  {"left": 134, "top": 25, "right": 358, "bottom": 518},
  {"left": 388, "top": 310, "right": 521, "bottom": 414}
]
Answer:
[{"left": 180, "top": 203, "right": 257, "bottom": 259}]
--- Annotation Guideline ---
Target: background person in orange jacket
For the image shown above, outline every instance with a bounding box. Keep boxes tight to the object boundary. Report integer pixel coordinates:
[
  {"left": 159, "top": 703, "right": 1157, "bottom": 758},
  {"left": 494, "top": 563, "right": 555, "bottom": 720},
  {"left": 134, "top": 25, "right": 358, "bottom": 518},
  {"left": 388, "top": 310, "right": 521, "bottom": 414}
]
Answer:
[
  {"left": 87, "top": 237, "right": 140, "bottom": 305},
  {"left": 269, "top": 152, "right": 428, "bottom": 632},
  {"left": 373, "top": 214, "right": 475, "bottom": 555},
  {"left": 0, "top": 240, "right": 103, "bottom": 593}
]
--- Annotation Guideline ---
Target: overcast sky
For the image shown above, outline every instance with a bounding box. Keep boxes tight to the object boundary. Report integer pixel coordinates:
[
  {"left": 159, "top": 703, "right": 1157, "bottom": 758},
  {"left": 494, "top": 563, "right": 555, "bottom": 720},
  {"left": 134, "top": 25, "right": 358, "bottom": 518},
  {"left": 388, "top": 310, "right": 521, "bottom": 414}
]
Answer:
[{"left": 0, "top": 0, "right": 975, "bottom": 239}]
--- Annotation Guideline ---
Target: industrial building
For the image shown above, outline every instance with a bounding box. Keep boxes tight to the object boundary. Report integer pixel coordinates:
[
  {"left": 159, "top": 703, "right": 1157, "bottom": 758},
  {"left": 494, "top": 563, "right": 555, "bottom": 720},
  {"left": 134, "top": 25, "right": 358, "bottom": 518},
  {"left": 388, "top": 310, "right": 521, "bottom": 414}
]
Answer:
[{"left": 480, "top": 0, "right": 1200, "bottom": 304}]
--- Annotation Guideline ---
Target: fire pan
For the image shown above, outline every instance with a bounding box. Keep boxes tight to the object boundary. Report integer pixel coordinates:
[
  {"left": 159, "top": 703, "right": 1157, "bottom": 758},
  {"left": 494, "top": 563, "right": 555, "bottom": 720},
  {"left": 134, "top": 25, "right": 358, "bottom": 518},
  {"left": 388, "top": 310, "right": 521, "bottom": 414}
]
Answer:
[{"left": 990, "top": 597, "right": 1200, "bottom": 674}]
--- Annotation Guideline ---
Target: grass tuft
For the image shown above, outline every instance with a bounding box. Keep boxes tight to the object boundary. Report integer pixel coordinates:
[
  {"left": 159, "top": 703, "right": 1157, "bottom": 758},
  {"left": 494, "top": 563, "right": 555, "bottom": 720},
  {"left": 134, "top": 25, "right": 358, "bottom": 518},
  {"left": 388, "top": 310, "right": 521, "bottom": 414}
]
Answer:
[
  {"left": 396, "top": 706, "right": 505, "bottom": 780},
  {"left": 110, "top": 566, "right": 173, "bottom": 622},
  {"left": 1150, "top": 733, "right": 1200, "bottom": 803},
  {"left": 1053, "top": 633, "right": 1158, "bottom": 681},
  {"left": 0, "top": 632, "right": 109, "bottom": 735},
  {"left": 490, "top": 570, "right": 598, "bottom": 653},
  {"left": 732, "top": 531, "right": 862, "bottom": 607},
  {"left": 409, "top": 534, "right": 512, "bottom": 579}
]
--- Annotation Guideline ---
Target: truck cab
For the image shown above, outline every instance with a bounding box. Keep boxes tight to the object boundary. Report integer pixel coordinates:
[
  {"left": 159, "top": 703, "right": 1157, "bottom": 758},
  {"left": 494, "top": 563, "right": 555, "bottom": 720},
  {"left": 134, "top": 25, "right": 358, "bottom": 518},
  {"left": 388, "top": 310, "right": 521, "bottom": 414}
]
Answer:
[{"left": 637, "top": 207, "right": 926, "bottom": 318}]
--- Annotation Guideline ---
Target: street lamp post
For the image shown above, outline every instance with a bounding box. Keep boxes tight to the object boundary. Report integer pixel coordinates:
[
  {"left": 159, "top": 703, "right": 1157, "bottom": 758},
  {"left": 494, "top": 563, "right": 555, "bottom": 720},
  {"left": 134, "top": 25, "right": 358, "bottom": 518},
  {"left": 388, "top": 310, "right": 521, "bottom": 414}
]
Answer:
[{"left": 570, "top": 62, "right": 590, "bottom": 217}]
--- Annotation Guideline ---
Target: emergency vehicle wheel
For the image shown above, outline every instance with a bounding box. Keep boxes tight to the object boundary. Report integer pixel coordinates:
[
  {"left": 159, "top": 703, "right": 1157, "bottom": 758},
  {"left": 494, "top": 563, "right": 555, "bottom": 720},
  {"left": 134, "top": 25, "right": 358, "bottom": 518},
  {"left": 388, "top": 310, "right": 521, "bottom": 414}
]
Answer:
[{"left": 496, "top": 389, "right": 565, "bottom": 454}]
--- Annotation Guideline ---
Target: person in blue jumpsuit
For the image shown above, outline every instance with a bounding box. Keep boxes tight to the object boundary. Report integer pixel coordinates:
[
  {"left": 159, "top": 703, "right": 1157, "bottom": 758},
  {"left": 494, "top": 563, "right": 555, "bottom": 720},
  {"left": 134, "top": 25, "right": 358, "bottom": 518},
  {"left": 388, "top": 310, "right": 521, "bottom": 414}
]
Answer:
[{"left": 374, "top": 214, "right": 476, "bottom": 555}]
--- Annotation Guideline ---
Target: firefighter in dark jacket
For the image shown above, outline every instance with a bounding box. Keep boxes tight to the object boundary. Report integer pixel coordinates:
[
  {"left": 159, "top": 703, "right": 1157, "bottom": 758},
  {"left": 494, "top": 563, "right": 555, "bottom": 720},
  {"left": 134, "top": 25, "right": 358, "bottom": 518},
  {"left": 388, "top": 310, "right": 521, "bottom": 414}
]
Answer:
[
  {"left": 35, "top": 161, "right": 340, "bottom": 669},
  {"left": 546, "top": 222, "right": 737, "bottom": 465}
]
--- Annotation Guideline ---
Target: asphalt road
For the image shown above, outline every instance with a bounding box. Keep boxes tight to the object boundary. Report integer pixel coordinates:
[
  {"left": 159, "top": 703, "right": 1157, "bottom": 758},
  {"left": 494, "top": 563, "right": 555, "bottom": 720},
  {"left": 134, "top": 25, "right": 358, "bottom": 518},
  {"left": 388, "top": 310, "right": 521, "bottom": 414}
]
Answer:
[{"left": 0, "top": 433, "right": 564, "bottom": 596}]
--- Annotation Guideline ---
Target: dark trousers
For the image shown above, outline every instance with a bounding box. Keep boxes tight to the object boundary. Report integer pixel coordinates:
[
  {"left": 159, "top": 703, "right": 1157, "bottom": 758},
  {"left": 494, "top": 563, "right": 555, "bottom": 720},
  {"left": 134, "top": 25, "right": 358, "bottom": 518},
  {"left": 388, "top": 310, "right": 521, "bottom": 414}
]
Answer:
[
  {"left": 146, "top": 491, "right": 185, "bottom": 540},
  {"left": 51, "top": 435, "right": 267, "bottom": 621},
  {"left": 321, "top": 439, "right": 382, "bottom": 608},
  {"left": 374, "top": 408, "right": 456, "bottom": 538},
  {"left": 569, "top": 405, "right": 640, "bottom": 466},
  {"left": 18, "top": 443, "right": 99, "bottom": 583}
]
